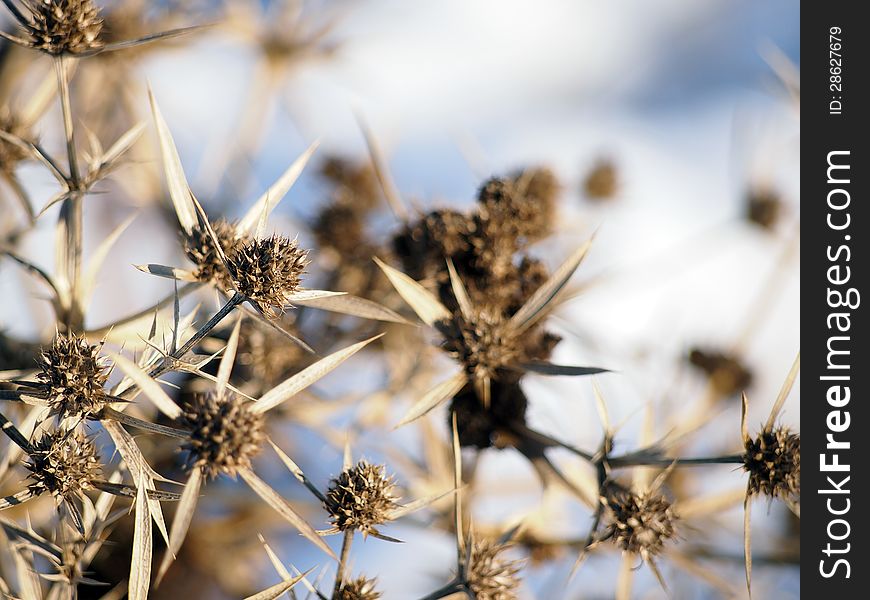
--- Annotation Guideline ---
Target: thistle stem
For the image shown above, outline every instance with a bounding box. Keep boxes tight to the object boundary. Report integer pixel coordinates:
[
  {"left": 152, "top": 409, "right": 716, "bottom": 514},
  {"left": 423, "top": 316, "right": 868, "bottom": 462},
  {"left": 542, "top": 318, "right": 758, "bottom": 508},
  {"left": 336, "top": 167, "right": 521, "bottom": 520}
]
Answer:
[
  {"left": 332, "top": 529, "right": 354, "bottom": 598},
  {"left": 607, "top": 454, "right": 745, "bottom": 468},
  {"left": 54, "top": 55, "right": 84, "bottom": 331},
  {"left": 415, "top": 580, "right": 464, "bottom": 600}
]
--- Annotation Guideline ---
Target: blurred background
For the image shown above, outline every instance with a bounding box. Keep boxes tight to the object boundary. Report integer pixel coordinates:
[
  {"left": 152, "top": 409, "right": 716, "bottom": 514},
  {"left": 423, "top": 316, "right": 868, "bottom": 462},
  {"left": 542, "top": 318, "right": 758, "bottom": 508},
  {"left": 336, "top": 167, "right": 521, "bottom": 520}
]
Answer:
[{"left": 1, "top": 0, "right": 799, "bottom": 598}]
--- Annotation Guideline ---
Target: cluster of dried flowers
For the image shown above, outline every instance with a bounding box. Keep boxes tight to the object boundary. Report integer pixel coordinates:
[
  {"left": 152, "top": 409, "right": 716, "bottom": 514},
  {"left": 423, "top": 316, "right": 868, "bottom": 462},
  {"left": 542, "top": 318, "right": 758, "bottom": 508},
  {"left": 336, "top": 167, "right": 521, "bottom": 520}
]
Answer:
[{"left": 0, "top": 1, "right": 798, "bottom": 599}]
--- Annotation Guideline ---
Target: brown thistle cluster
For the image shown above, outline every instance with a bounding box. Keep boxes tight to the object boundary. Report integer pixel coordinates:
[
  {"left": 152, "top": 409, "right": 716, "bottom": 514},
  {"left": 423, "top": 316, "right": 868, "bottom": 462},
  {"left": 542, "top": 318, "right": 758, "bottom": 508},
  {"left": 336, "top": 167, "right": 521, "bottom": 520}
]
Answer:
[
  {"left": 465, "top": 539, "right": 523, "bottom": 600},
  {"left": 183, "top": 220, "right": 310, "bottom": 312},
  {"left": 743, "top": 426, "right": 800, "bottom": 499},
  {"left": 336, "top": 576, "right": 383, "bottom": 600},
  {"left": 25, "top": 429, "right": 101, "bottom": 501},
  {"left": 37, "top": 332, "right": 109, "bottom": 419},
  {"left": 323, "top": 461, "right": 399, "bottom": 536},
  {"left": 228, "top": 235, "right": 309, "bottom": 311},
  {"left": 393, "top": 168, "right": 559, "bottom": 314},
  {"left": 14, "top": 0, "right": 105, "bottom": 55},
  {"left": 688, "top": 347, "right": 753, "bottom": 397},
  {"left": 177, "top": 392, "right": 266, "bottom": 479},
  {"left": 182, "top": 219, "right": 244, "bottom": 289},
  {"left": 602, "top": 485, "right": 678, "bottom": 559}
]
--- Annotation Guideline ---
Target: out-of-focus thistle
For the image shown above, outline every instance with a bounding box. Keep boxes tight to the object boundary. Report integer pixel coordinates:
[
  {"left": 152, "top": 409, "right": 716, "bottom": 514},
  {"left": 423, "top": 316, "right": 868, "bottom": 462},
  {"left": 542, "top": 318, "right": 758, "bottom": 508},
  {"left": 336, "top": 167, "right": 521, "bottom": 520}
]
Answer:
[
  {"left": 582, "top": 157, "right": 619, "bottom": 201},
  {"left": 464, "top": 538, "right": 523, "bottom": 600},
  {"left": 0, "top": 0, "right": 198, "bottom": 56},
  {"left": 745, "top": 185, "right": 784, "bottom": 230},
  {"left": 336, "top": 576, "right": 383, "bottom": 600},
  {"left": 688, "top": 346, "right": 754, "bottom": 398}
]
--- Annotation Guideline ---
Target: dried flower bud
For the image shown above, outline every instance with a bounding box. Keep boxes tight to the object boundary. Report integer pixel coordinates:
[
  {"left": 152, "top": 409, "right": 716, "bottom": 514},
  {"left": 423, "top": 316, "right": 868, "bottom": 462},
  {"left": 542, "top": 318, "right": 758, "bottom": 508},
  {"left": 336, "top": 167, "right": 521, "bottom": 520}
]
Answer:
[
  {"left": 235, "top": 319, "right": 306, "bottom": 391},
  {"left": 688, "top": 347, "right": 753, "bottom": 397},
  {"left": 324, "top": 461, "right": 399, "bottom": 536},
  {"left": 25, "top": 429, "right": 101, "bottom": 501},
  {"left": 178, "top": 393, "right": 266, "bottom": 479},
  {"left": 228, "top": 235, "right": 309, "bottom": 312},
  {"left": 337, "top": 576, "right": 382, "bottom": 600},
  {"left": 746, "top": 186, "right": 783, "bottom": 230},
  {"left": 27, "top": 0, "right": 105, "bottom": 55},
  {"left": 603, "top": 485, "right": 677, "bottom": 559},
  {"left": 437, "top": 308, "right": 520, "bottom": 384},
  {"left": 37, "top": 332, "right": 109, "bottom": 419},
  {"left": 744, "top": 427, "right": 800, "bottom": 499},
  {"left": 182, "top": 219, "right": 243, "bottom": 289},
  {"left": 583, "top": 159, "right": 619, "bottom": 200},
  {"left": 465, "top": 539, "right": 523, "bottom": 600}
]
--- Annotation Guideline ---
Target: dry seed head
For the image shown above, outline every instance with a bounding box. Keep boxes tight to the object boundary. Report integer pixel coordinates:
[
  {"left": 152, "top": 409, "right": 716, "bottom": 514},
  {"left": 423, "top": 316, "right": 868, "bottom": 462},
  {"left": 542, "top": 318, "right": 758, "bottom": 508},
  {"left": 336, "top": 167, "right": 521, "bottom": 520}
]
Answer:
[
  {"left": 437, "top": 308, "right": 520, "bottom": 384},
  {"left": 465, "top": 538, "right": 523, "bottom": 600},
  {"left": 235, "top": 319, "right": 306, "bottom": 391},
  {"left": 228, "top": 234, "right": 309, "bottom": 312},
  {"left": 603, "top": 485, "right": 678, "bottom": 559},
  {"left": 25, "top": 0, "right": 105, "bottom": 55},
  {"left": 743, "top": 426, "right": 800, "bottom": 499},
  {"left": 324, "top": 461, "right": 399, "bottom": 535},
  {"left": 392, "top": 209, "right": 477, "bottom": 281},
  {"left": 37, "top": 332, "right": 109, "bottom": 419},
  {"left": 25, "top": 429, "right": 101, "bottom": 501},
  {"left": 336, "top": 576, "right": 382, "bottom": 600},
  {"left": 182, "top": 219, "right": 243, "bottom": 289},
  {"left": 178, "top": 392, "right": 266, "bottom": 479}
]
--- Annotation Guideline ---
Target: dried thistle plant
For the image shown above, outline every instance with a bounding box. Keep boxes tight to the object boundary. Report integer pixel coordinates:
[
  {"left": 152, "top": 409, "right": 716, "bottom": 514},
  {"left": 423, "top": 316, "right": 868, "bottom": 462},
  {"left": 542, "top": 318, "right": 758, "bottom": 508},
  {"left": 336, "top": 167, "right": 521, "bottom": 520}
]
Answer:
[{"left": 0, "top": 2, "right": 799, "bottom": 598}]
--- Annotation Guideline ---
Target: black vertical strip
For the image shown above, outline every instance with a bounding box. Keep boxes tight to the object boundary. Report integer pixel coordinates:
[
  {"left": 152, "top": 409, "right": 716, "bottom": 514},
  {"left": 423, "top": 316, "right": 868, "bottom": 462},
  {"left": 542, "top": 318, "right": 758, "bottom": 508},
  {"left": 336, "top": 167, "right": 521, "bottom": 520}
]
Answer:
[{"left": 803, "top": 2, "right": 868, "bottom": 596}]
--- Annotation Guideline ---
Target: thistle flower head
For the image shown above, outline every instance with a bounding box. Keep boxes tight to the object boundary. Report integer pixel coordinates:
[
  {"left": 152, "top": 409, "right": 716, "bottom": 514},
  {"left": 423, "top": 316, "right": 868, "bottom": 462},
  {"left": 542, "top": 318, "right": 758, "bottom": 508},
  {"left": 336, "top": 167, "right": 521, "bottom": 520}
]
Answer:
[
  {"left": 465, "top": 538, "right": 523, "bottom": 600},
  {"left": 178, "top": 392, "right": 266, "bottom": 479},
  {"left": 336, "top": 576, "right": 382, "bottom": 600},
  {"left": 324, "top": 461, "right": 399, "bottom": 536},
  {"left": 392, "top": 209, "right": 477, "bottom": 281},
  {"left": 182, "top": 219, "right": 243, "bottom": 289},
  {"left": 37, "top": 332, "right": 109, "bottom": 419},
  {"left": 603, "top": 485, "right": 678, "bottom": 559},
  {"left": 228, "top": 234, "right": 309, "bottom": 313},
  {"left": 437, "top": 307, "right": 520, "bottom": 384},
  {"left": 23, "top": 0, "right": 105, "bottom": 55},
  {"left": 25, "top": 429, "right": 101, "bottom": 501},
  {"left": 743, "top": 426, "right": 800, "bottom": 499}
]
